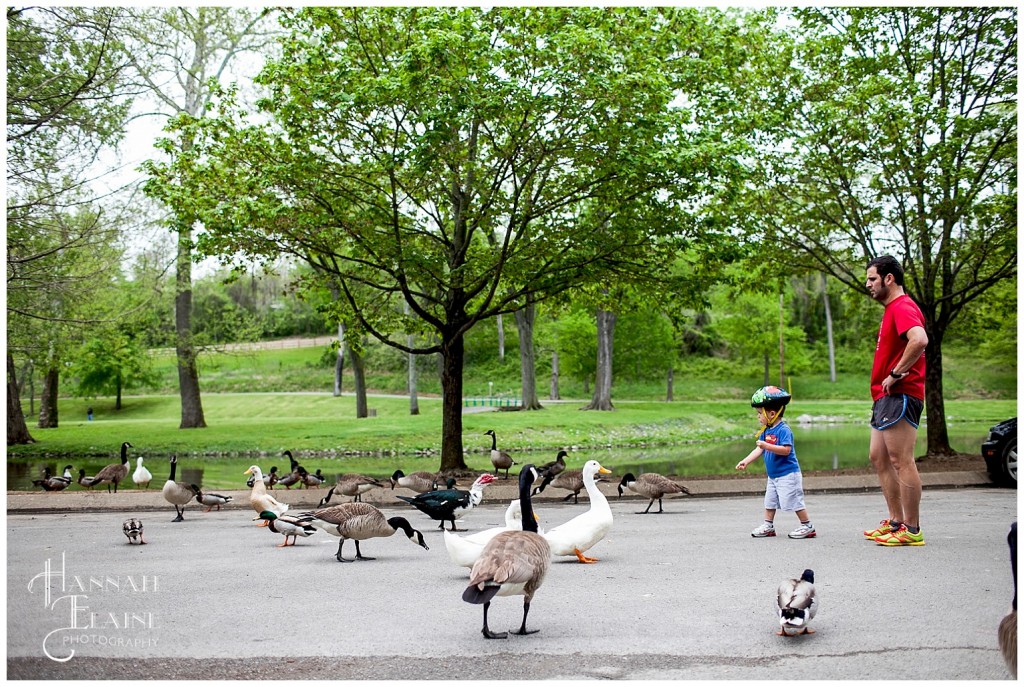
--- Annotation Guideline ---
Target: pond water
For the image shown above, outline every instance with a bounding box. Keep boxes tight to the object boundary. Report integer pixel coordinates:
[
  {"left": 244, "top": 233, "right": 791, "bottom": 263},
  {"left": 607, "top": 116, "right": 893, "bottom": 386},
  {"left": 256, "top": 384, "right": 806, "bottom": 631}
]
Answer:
[{"left": 9, "top": 422, "right": 993, "bottom": 492}]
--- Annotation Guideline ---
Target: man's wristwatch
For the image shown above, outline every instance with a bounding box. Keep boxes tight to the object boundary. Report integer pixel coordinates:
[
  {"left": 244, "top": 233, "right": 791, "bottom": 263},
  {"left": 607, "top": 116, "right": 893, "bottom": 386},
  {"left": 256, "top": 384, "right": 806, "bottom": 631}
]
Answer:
[{"left": 889, "top": 368, "right": 904, "bottom": 379}]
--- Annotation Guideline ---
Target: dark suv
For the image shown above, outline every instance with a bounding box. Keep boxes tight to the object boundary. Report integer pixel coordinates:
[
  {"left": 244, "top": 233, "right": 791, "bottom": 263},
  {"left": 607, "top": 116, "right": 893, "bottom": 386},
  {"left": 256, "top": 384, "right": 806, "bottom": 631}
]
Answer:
[{"left": 982, "top": 417, "right": 1017, "bottom": 487}]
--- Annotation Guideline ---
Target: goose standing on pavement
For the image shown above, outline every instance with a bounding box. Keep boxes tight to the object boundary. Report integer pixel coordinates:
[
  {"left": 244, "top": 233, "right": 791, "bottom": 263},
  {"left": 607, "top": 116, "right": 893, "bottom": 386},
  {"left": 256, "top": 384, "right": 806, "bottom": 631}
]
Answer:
[
  {"left": 463, "top": 464, "right": 550, "bottom": 639},
  {"left": 162, "top": 456, "right": 194, "bottom": 522},
  {"left": 302, "top": 502, "right": 429, "bottom": 562},
  {"left": 87, "top": 442, "right": 132, "bottom": 492},
  {"left": 777, "top": 569, "right": 818, "bottom": 636},
  {"left": 132, "top": 457, "right": 153, "bottom": 489},
  {"left": 542, "top": 460, "right": 613, "bottom": 564},
  {"left": 533, "top": 450, "right": 567, "bottom": 495},
  {"left": 243, "top": 465, "right": 289, "bottom": 526},
  {"left": 318, "top": 474, "right": 384, "bottom": 506},
  {"left": 617, "top": 472, "right": 691, "bottom": 514},
  {"left": 484, "top": 429, "right": 517, "bottom": 479},
  {"left": 543, "top": 468, "right": 600, "bottom": 504}
]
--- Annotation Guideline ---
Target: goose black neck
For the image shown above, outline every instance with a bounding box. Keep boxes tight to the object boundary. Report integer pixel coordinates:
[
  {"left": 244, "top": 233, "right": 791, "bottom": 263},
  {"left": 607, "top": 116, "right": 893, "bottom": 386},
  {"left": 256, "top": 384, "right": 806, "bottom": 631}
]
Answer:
[
  {"left": 120, "top": 443, "right": 130, "bottom": 463},
  {"left": 387, "top": 516, "right": 415, "bottom": 537},
  {"left": 168, "top": 459, "right": 177, "bottom": 481},
  {"left": 518, "top": 465, "right": 539, "bottom": 534},
  {"left": 489, "top": 432, "right": 497, "bottom": 450}
]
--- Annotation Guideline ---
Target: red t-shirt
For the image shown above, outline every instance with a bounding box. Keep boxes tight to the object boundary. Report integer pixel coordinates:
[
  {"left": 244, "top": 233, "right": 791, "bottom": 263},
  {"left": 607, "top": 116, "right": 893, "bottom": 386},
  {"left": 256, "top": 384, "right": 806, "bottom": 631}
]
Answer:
[{"left": 871, "top": 294, "right": 926, "bottom": 401}]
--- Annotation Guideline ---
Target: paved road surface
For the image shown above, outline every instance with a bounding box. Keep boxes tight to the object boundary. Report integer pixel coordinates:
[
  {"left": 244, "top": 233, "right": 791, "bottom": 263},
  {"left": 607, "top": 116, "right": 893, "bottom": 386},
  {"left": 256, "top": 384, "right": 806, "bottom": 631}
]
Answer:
[{"left": 7, "top": 487, "right": 1016, "bottom": 680}]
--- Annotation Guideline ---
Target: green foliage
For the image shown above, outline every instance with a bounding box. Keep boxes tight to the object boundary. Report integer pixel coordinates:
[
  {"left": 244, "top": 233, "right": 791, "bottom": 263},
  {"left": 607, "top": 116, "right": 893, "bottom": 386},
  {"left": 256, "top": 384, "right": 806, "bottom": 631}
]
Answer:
[{"left": 72, "top": 329, "right": 159, "bottom": 402}]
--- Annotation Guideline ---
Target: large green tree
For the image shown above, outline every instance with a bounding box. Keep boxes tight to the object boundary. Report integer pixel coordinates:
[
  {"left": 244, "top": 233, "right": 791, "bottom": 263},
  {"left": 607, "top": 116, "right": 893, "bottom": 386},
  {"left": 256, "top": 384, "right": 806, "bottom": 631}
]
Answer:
[
  {"left": 747, "top": 7, "right": 1016, "bottom": 454},
  {"left": 146, "top": 7, "right": 762, "bottom": 470}
]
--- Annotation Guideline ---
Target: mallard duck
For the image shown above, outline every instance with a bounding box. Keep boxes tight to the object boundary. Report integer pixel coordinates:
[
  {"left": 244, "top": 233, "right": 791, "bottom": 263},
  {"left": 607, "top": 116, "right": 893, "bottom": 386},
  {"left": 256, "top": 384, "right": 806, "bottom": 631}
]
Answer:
[
  {"left": 276, "top": 450, "right": 303, "bottom": 489},
  {"left": 302, "top": 468, "right": 326, "bottom": 488},
  {"left": 190, "top": 485, "right": 233, "bottom": 512},
  {"left": 533, "top": 450, "right": 567, "bottom": 494},
  {"left": 396, "top": 473, "right": 496, "bottom": 531},
  {"left": 617, "top": 472, "right": 691, "bottom": 514},
  {"left": 542, "top": 460, "right": 613, "bottom": 563},
  {"left": 463, "top": 464, "right": 550, "bottom": 639},
  {"left": 260, "top": 510, "right": 317, "bottom": 547},
  {"left": 484, "top": 429, "right": 517, "bottom": 478},
  {"left": 777, "top": 569, "right": 818, "bottom": 636},
  {"left": 77, "top": 468, "right": 96, "bottom": 489},
  {"left": 243, "top": 465, "right": 289, "bottom": 526},
  {"left": 317, "top": 473, "right": 385, "bottom": 506},
  {"left": 87, "top": 441, "right": 132, "bottom": 492},
  {"left": 390, "top": 469, "right": 440, "bottom": 493},
  {"left": 301, "top": 501, "right": 429, "bottom": 562},
  {"left": 445, "top": 498, "right": 527, "bottom": 569},
  {"left": 1000, "top": 522, "right": 1017, "bottom": 677},
  {"left": 132, "top": 457, "right": 153, "bottom": 489},
  {"left": 162, "top": 456, "right": 194, "bottom": 522},
  {"left": 122, "top": 518, "right": 145, "bottom": 545},
  {"left": 247, "top": 465, "right": 279, "bottom": 490},
  {"left": 33, "top": 465, "right": 73, "bottom": 491}
]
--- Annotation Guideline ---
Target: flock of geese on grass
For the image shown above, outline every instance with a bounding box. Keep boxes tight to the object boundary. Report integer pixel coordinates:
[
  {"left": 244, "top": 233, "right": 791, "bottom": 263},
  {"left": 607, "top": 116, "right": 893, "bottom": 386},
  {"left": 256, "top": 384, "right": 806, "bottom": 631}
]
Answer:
[{"left": 28, "top": 433, "right": 1019, "bottom": 668}]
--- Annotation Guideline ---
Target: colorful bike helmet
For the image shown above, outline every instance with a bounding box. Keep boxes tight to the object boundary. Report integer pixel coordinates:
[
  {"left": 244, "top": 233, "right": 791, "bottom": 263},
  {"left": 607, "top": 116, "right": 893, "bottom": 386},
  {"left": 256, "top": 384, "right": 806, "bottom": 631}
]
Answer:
[{"left": 751, "top": 386, "right": 791, "bottom": 409}]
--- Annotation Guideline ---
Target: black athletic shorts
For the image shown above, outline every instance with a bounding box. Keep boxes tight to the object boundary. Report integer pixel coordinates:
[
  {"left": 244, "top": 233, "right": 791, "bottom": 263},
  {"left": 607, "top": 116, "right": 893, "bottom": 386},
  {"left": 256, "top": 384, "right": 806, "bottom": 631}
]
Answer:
[{"left": 870, "top": 394, "right": 924, "bottom": 430}]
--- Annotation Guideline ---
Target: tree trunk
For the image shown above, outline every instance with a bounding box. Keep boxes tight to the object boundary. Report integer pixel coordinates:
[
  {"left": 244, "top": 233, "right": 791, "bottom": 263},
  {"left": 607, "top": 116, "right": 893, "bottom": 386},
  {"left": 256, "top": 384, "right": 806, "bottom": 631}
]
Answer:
[
  {"left": 7, "top": 354, "right": 35, "bottom": 444},
  {"left": 923, "top": 332, "right": 954, "bottom": 456},
  {"left": 17, "top": 359, "right": 34, "bottom": 416},
  {"left": 405, "top": 302, "right": 419, "bottom": 415},
  {"left": 351, "top": 343, "right": 368, "bottom": 419},
  {"left": 822, "top": 272, "right": 836, "bottom": 383},
  {"left": 438, "top": 329, "right": 469, "bottom": 471},
  {"left": 583, "top": 308, "right": 615, "bottom": 411},
  {"left": 334, "top": 322, "right": 344, "bottom": 396},
  {"left": 115, "top": 378, "right": 123, "bottom": 411},
  {"left": 666, "top": 365, "right": 674, "bottom": 402},
  {"left": 549, "top": 350, "right": 560, "bottom": 400},
  {"left": 496, "top": 313, "right": 505, "bottom": 361},
  {"left": 514, "top": 302, "right": 542, "bottom": 411},
  {"left": 38, "top": 366, "right": 59, "bottom": 428},
  {"left": 176, "top": 222, "right": 206, "bottom": 428}
]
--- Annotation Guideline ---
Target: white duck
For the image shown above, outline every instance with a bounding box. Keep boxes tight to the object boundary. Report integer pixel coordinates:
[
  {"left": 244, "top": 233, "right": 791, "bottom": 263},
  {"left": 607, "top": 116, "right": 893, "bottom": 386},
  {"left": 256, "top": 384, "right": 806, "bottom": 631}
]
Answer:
[
  {"left": 542, "top": 459, "right": 613, "bottom": 563},
  {"left": 244, "top": 465, "right": 289, "bottom": 526},
  {"left": 777, "top": 569, "right": 818, "bottom": 636},
  {"left": 132, "top": 457, "right": 153, "bottom": 489},
  {"left": 444, "top": 499, "right": 527, "bottom": 569}
]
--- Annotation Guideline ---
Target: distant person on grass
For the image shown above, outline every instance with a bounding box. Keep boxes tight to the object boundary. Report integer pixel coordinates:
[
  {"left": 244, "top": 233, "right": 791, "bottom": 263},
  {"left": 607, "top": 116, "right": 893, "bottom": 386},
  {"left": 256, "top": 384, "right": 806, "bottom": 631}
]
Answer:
[
  {"left": 863, "top": 255, "right": 929, "bottom": 547},
  {"left": 736, "top": 386, "right": 816, "bottom": 540}
]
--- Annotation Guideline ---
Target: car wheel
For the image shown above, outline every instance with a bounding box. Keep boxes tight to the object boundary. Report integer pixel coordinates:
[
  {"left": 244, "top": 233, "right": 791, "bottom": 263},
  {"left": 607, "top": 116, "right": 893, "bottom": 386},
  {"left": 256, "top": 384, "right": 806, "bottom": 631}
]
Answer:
[{"left": 1001, "top": 438, "right": 1018, "bottom": 488}]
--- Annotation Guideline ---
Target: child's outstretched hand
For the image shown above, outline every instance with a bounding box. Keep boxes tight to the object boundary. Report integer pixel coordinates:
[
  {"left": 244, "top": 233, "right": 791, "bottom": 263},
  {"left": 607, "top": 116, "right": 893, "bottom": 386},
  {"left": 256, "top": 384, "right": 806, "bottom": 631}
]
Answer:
[{"left": 735, "top": 459, "right": 748, "bottom": 471}]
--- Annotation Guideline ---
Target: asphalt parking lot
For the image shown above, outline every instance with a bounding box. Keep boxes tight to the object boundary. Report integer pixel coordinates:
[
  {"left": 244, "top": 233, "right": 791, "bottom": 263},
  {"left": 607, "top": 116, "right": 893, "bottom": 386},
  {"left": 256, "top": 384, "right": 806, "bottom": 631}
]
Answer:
[{"left": 6, "top": 486, "right": 1017, "bottom": 680}]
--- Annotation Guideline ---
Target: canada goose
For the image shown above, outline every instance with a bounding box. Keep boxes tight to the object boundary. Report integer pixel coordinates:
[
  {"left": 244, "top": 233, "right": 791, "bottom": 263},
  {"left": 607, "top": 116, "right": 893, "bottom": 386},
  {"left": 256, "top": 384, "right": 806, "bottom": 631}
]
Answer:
[
  {"left": 243, "top": 465, "right": 289, "bottom": 526},
  {"left": 484, "top": 429, "right": 517, "bottom": 479},
  {"left": 33, "top": 465, "right": 73, "bottom": 492},
  {"left": 445, "top": 498, "right": 527, "bottom": 570},
  {"left": 617, "top": 472, "right": 691, "bottom": 514},
  {"left": 132, "top": 457, "right": 153, "bottom": 489},
  {"left": 260, "top": 510, "right": 317, "bottom": 547},
  {"left": 390, "top": 469, "right": 440, "bottom": 493},
  {"left": 162, "top": 456, "right": 193, "bottom": 522},
  {"left": 544, "top": 468, "right": 604, "bottom": 504},
  {"left": 301, "top": 501, "right": 429, "bottom": 562},
  {"left": 87, "top": 442, "right": 132, "bottom": 492},
  {"left": 77, "top": 469, "right": 96, "bottom": 489},
  {"left": 122, "top": 518, "right": 145, "bottom": 545},
  {"left": 543, "top": 460, "right": 613, "bottom": 564},
  {"left": 396, "top": 473, "right": 496, "bottom": 531},
  {"left": 463, "top": 464, "right": 550, "bottom": 639},
  {"left": 190, "top": 484, "right": 233, "bottom": 512},
  {"left": 777, "top": 569, "right": 818, "bottom": 636},
  {"left": 318, "top": 474, "right": 384, "bottom": 506},
  {"left": 533, "top": 450, "right": 567, "bottom": 494},
  {"left": 247, "top": 465, "right": 279, "bottom": 490},
  {"left": 1000, "top": 522, "right": 1017, "bottom": 677}
]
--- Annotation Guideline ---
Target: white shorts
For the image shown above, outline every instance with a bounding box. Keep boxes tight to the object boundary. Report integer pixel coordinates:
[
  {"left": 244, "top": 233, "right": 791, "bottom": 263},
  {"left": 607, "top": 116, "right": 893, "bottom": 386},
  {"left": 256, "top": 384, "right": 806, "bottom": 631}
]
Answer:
[{"left": 763, "top": 471, "right": 806, "bottom": 512}]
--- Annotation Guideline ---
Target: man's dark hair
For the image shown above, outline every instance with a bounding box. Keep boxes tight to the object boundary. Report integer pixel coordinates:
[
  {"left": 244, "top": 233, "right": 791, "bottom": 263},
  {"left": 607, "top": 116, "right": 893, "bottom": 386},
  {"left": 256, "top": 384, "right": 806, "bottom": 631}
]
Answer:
[{"left": 867, "top": 255, "right": 904, "bottom": 286}]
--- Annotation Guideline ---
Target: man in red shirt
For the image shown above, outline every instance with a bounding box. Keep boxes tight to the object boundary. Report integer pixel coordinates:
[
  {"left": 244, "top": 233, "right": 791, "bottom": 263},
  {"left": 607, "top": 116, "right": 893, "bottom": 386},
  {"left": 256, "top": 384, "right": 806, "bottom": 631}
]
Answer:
[{"left": 862, "top": 255, "right": 929, "bottom": 546}]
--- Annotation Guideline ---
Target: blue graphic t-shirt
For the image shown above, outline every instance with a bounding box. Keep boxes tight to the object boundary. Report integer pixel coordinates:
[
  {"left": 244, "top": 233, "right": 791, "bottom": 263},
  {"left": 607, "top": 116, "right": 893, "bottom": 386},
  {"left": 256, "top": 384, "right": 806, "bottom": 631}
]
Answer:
[{"left": 759, "top": 420, "right": 800, "bottom": 479}]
